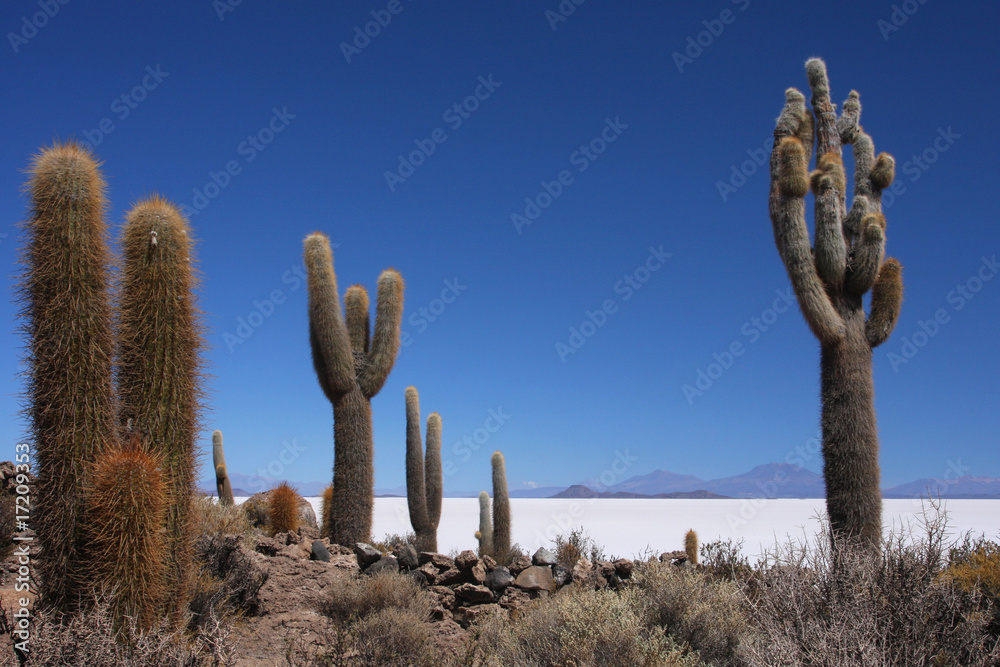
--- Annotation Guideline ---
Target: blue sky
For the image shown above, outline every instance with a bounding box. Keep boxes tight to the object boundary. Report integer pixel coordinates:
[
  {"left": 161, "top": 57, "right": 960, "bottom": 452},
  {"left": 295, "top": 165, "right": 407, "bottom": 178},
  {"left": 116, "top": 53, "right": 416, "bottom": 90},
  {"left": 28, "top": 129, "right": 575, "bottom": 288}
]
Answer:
[{"left": 2, "top": 0, "right": 997, "bottom": 495}]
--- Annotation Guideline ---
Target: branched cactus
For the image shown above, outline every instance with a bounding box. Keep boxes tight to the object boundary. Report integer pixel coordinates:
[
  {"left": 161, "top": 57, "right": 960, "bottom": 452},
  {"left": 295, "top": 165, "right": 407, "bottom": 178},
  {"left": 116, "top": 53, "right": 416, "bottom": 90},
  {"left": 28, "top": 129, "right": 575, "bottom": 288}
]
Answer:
[
  {"left": 477, "top": 491, "right": 493, "bottom": 558},
  {"left": 491, "top": 451, "right": 511, "bottom": 563},
  {"left": 320, "top": 484, "right": 333, "bottom": 539},
  {"left": 19, "top": 142, "right": 117, "bottom": 610},
  {"left": 304, "top": 232, "right": 403, "bottom": 545},
  {"left": 117, "top": 196, "right": 204, "bottom": 617},
  {"left": 769, "top": 59, "right": 902, "bottom": 550},
  {"left": 213, "top": 430, "right": 234, "bottom": 506},
  {"left": 685, "top": 529, "right": 699, "bottom": 566},
  {"left": 86, "top": 436, "right": 167, "bottom": 632},
  {"left": 404, "top": 387, "right": 443, "bottom": 552},
  {"left": 268, "top": 482, "right": 301, "bottom": 536}
]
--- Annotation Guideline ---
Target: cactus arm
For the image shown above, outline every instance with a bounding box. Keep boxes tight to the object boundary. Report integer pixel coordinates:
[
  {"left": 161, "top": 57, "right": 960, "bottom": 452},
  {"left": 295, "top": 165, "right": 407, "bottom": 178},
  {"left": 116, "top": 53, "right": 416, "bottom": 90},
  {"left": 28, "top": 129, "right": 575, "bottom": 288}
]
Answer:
[
  {"left": 812, "top": 152, "right": 848, "bottom": 286},
  {"left": 770, "top": 96, "right": 846, "bottom": 346},
  {"left": 212, "top": 430, "right": 234, "bottom": 506},
  {"left": 805, "top": 59, "right": 841, "bottom": 161},
  {"left": 477, "top": 490, "right": 493, "bottom": 557},
  {"left": 866, "top": 258, "right": 903, "bottom": 348},
  {"left": 491, "top": 451, "right": 511, "bottom": 561},
  {"left": 344, "top": 285, "right": 371, "bottom": 355},
  {"left": 358, "top": 268, "right": 404, "bottom": 399},
  {"left": 845, "top": 216, "right": 886, "bottom": 296},
  {"left": 405, "top": 387, "right": 430, "bottom": 541},
  {"left": 304, "top": 233, "right": 356, "bottom": 398},
  {"left": 425, "top": 412, "right": 443, "bottom": 530}
]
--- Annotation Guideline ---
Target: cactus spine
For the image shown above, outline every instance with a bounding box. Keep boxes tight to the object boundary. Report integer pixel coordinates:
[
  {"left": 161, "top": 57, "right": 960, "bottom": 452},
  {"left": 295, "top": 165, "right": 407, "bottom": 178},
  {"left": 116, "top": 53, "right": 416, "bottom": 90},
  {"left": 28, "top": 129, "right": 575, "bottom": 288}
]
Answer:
[
  {"left": 20, "top": 142, "right": 117, "bottom": 609},
  {"left": 769, "top": 59, "right": 902, "bottom": 550},
  {"left": 117, "top": 196, "right": 204, "bottom": 616},
  {"left": 268, "top": 482, "right": 301, "bottom": 536},
  {"left": 304, "top": 232, "right": 403, "bottom": 545},
  {"left": 404, "top": 387, "right": 443, "bottom": 552},
  {"left": 477, "top": 491, "right": 493, "bottom": 557},
  {"left": 685, "top": 529, "right": 699, "bottom": 566},
  {"left": 213, "top": 430, "right": 234, "bottom": 506},
  {"left": 491, "top": 451, "right": 511, "bottom": 563},
  {"left": 87, "top": 436, "right": 167, "bottom": 631}
]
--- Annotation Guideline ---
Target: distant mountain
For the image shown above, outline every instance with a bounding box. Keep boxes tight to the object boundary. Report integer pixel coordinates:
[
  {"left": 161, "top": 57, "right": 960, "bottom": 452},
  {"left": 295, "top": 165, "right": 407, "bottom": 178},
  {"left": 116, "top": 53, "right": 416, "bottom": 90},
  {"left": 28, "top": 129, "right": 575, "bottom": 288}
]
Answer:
[
  {"left": 510, "top": 486, "right": 568, "bottom": 498},
  {"left": 606, "top": 470, "right": 706, "bottom": 495},
  {"left": 552, "top": 485, "right": 729, "bottom": 499},
  {"left": 883, "top": 476, "right": 1000, "bottom": 499},
  {"left": 607, "top": 463, "right": 825, "bottom": 498},
  {"left": 198, "top": 472, "right": 327, "bottom": 498}
]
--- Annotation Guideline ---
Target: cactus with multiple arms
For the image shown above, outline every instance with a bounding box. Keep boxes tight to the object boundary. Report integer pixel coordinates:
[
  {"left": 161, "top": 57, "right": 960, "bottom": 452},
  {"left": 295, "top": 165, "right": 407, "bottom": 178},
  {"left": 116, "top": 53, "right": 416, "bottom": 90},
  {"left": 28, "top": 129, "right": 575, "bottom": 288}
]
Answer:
[
  {"left": 117, "top": 196, "right": 204, "bottom": 617},
  {"left": 404, "top": 387, "right": 443, "bottom": 552},
  {"left": 477, "top": 491, "right": 493, "bottom": 557},
  {"left": 769, "top": 59, "right": 902, "bottom": 549},
  {"left": 304, "top": 232, "right": 404, "bottom": 545},
  {"left": 213, "top": 430, "right": 234, "bottom": 506},
  {"left": 20, "top": 142, "right": 117, "bottom": 610},
  {"left": 491, "top": 451, "right": 511, "bottom": 563},
  {"left": 87, "top": 436, "right": 167, "bottom": 631}
]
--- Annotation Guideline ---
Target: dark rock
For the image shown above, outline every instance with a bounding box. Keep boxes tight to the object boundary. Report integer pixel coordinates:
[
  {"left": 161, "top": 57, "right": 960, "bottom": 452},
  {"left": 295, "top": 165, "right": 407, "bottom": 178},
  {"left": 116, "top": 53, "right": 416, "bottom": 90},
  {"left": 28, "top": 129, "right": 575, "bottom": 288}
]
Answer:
[
  {"left": 485, "top": 566, "right": 514, "bottom": 590},
  {"left": 363, "top": 554, "right": 398, "bottom": 576},
  {"left": 514, "top": 565, "right": 554, "bottom": 592},
  {"left": 419, "top": 552, "right": 455, "bottom": 570},
  {"left": 435, "top": 567, "right": 464, "bottom": 586},
  {"left": 310, "top": 540, "right": 331, "bottom": 562},
  {"left": 408, "top": 570, "right": 429, "bottom": 587},
  {"left": 498, "top": 586, "right": 531, "bottom": 611},
  {"left": 354, "top": 543, "right": 383, "bottom": 567},
  {"left": 614, "top": 558, "right": 635, "bottom": 579},
  {"left": 532, "top": 547, "right": 557, "bottom": 566},
  {"left": 393, "top": 544, "right": 419, "bottom": 571},
  {"left": 552, "top": 564, "right": 571, "bottom": 587},
  {"left": 508, "top": 555, "right": 532, "bottom": 576},
  {"left": 417, "top": 562, "right": 439, "bottom": 584},
  {"left": 455, "top": 549, "right": 479, "bottom": 570},
  {"left": 454, "top": 583, "right": 495, "bottom": 604}
]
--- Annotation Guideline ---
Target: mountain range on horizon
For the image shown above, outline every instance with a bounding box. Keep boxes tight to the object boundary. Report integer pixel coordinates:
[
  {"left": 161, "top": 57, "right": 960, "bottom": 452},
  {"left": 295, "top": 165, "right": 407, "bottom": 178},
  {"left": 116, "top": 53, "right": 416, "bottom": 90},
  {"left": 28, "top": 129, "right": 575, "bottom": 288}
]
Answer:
[{"left": 199, "top": 463, "right": 1000, "bottom": 500}]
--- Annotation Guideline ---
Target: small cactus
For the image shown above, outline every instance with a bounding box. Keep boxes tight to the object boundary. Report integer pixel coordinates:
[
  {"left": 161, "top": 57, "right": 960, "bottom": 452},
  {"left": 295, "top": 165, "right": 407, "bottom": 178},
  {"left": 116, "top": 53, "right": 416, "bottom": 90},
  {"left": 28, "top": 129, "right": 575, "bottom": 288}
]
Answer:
[
  {"left": 477, "top": 491, "right": 493, "bottom": 558},
  {"left": 86, "top": 436, "right": 167, "bottom": 631},
  {"left": 20, "top": 142, "right": 117, "bottom": 610},
  {"left": 212, "top": 430, "right": 234, "bottom": 506},
  {"left": 491, "top": 451, "right": 511, "bottom": 563},
  {"left": 320, "top": 484, "right": 333, "bottom": 539},
  {"left": 268, "top": 482, "right": 300, "bottom": 536},
  {"left": 685, "top": 529, "right": 699, "bottom": 566}
]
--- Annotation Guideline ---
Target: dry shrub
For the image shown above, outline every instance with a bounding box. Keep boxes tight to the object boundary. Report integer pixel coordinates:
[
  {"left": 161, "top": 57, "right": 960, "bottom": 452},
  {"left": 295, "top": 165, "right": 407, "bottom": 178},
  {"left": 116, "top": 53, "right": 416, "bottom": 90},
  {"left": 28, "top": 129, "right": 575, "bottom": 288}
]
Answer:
[
  {"left": 552, "top": 527, "right": 605, "bottom": 569},
  {"left": 14, "top": 593, "right": 234, "bottom": 666},
  {"left": 351, "top": 607, "right": 439, "bottom": 667},
  {"left": 191, "top": 533, "right": 268, "bottom": 624},
  {"left": 943, "top": 536, "right": 1000, "bottom": 637},
  {"left": 634, "top": 560, "right": 748, "bottom": 664},
  {"left": 321, "top": 570, "right": 430, "bottom": 624},
  {"left": 463, "top": 587, "right": 698, "bottom": 667},
  {"left": 191, "top": 495, "right": 254, "bottom": 542},
  {"left": 740, "top": 512, "right": 1000, "bottom": 666},
  {"left": 370, "top": 531, "right": 418, "bottom": 553}
]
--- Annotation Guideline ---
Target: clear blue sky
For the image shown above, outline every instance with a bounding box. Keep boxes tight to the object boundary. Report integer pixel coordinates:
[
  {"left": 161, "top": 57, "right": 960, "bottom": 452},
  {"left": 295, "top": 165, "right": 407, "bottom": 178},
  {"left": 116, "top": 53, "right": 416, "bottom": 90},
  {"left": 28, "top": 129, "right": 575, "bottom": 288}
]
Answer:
[{"left": 2, "top": 0, "right": 997, "bottom": 494}]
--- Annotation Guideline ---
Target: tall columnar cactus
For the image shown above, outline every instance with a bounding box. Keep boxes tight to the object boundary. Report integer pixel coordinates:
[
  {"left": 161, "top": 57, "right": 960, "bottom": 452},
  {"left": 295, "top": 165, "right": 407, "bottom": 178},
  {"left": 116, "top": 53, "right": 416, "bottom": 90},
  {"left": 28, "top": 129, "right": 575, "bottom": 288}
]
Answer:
[
  {"left": 213, "top": 430, "right": 234, "bottom": 506},
  {"left": 685, "top": 529, "right": 699, "bottom": 566},
  {"left": 476, "top": 491, "right": 493, "bottom": 557},
  {"left": 304, "top": 232, "right": 404, "bottom": 545},
  {"left": 769, "top": 59, "right": 902, "bottom": 550},
  {"left": 491, "top": 451, "right": 511, "bottom": 562},
  {"left": 86, "top": 436, "right": 167, "bottom": 632},
  {"left": 19, "top": 142, "right": 117, "bottom": 610},
  {"left": 117, "top": 196, "right": 204, "bottom": 617},
  {"left": 404, "top": 387, "right": 443, "bottom": 552}
]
